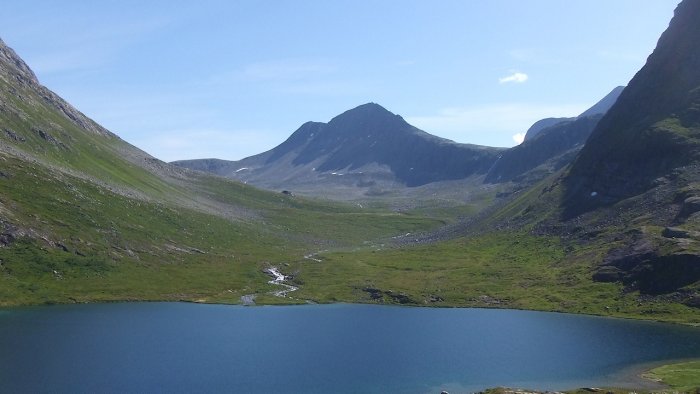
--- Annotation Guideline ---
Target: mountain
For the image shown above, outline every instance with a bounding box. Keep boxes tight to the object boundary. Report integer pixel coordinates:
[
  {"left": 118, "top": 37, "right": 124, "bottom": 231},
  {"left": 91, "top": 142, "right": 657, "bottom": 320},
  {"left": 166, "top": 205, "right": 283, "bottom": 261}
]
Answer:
[
  {"left": 560, "top": 0, "right": 700, "bottom": 298},
  {"left": 484, "top": 86, "right": 624, "bottom": 184},
  {"left": 175, "top": 88, "right": 623, "bottom": 195},
  {"left": 484, "top": 114, "right": 603, "bottom": 184},
  {"left": 523, "top": 86, "right": 624, "bottom": 142},
  {"left": 174, "top": 103, "right": 504, "bottom": 191},
  {"left": 565, "top": 0, "right": 700, "bottom": 210},
  {"left": 578, "top": 85, "right": 626, "bottom": 118},
  {"left": 0, "top": 37, "right": 439, "bottom": 306},
  {"left": 3, "top": 0, "right": 700, "bottom": 323},
  {"left": 522, "top": 117, "right": 574, "bottom": 142},
  {"left": 498, "top": 0, "right": 700, "bottom": 301}
]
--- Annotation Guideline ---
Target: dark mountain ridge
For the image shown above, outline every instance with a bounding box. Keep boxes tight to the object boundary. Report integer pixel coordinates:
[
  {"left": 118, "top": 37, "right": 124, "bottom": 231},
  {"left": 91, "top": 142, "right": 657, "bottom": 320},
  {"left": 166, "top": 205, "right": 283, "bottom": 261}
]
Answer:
[
  {"left": 175, "top": 103, "right": 504, "bottom": 188},
  {"left": 175, "top": 88, "right": 624, "bottom": 193},
  {"left": 482, "top": 85, "right": 623, "bottom": 184},
  {"left": 564, "top": 0, "right": 700, "bottom": 215},
  {"left": 499, "top": 0, "right": 700, "bottom": 300},
  {"left": 523, "top": 117, "right": 574, "bottom": 142},
  {"left": 522, "top": 86, "right": 624, "bottom": 142},
  {"left": 484, "top": 114, "right": 603, "bottom": 183}
]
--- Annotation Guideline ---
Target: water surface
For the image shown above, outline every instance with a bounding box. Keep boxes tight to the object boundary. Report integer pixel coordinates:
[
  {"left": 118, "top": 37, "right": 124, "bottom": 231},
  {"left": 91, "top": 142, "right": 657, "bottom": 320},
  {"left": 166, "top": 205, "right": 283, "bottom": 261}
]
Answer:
[{"left": 1, "top": 303, "right": 699, "bottom": 393}]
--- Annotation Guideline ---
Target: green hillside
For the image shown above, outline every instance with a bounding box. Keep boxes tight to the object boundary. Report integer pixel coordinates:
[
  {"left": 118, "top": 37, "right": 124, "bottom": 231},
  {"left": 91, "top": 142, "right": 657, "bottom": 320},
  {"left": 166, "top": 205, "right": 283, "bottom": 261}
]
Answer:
[
  {"left": 2, "top": 0, "right": 700, "bottom": 327},
  {"left": 0, "top": 38, "right": 442, "bottom": 306}
]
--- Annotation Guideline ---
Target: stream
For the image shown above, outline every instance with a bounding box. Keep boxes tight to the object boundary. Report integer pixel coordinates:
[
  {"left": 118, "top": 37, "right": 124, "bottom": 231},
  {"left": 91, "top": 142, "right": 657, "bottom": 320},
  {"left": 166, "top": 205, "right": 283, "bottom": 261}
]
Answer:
[{"left": 265, "top": 267, "right": 298, "bottom": 297}]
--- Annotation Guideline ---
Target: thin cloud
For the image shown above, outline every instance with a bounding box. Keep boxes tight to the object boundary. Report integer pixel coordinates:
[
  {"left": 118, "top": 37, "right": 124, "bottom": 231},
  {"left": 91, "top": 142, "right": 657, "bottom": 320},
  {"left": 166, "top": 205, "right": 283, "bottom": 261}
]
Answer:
[
  {"left": 241, "top": 59, "right": 337, "bottom": 81},
  {"left": 203, "top": 58, "right": 338, "bottom": 88},
  {"left": 16, "top": 17, "right": 172, "bottom": 75},
  {"left": 508, "top": 49, "right": 536, "bottom": 62},
  {"left": 499, "top": 72, "right": 529, "bottom": 84},
  {"left": 138, "top": 128, "right": 282, "bottom": 162}
]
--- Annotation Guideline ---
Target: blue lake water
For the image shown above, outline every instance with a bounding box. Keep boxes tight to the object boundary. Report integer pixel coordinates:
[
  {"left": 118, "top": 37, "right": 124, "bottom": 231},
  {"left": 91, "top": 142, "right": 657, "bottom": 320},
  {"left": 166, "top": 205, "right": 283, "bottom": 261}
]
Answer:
[{"left": 1, "top": 303, "right": 699, "bottom": 393}]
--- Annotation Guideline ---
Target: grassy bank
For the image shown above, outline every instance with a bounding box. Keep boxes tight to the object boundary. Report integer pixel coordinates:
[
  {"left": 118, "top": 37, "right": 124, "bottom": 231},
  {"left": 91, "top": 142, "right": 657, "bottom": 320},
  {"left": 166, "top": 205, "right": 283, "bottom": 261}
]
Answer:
[
  {"left": 643, "top": 360, "right": 700, "bottom": 392},
  {"left": 285, "top": 232, "right": 700, "bottom": 324},
  {"left": 482, "top": 360, "right": 700, "bottom": 393}
]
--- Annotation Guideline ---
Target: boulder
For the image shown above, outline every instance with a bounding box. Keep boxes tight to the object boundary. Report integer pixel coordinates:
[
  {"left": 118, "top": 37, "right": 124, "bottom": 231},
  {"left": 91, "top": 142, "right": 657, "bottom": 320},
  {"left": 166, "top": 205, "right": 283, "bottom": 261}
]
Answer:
[{"left": 662, "top": 226, "right": 693, "bottom": 238}]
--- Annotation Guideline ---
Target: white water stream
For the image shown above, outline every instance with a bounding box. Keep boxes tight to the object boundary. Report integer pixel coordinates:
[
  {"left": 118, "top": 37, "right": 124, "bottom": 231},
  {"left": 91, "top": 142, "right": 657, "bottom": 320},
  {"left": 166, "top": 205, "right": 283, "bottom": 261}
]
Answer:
[{"left": 265, "top": 267, "right": 298, "bottom": 297}]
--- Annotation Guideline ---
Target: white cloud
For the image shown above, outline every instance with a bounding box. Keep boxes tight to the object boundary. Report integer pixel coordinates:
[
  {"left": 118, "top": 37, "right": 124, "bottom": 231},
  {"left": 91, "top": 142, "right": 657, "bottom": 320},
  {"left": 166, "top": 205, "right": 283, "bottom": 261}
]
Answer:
[
  {"left": 406, "top": 103, "right": 586, "bottom": 147},
  {"left": 498, "top": 72, "right": 529, "bottom": 84},
  {"left": 512, "top": 132, "right": 526, "bottom": 144}
]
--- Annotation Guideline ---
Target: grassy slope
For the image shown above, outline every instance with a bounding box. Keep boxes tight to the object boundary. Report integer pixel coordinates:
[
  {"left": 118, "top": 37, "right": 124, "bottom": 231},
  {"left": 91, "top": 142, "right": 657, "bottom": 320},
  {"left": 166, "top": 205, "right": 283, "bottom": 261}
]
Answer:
[
  {"left": 0, "top": 150, "right": 444, "bottom": 306},
  {"left": 3, "top": 90, "right": 700, "bottom": 322},
  {"left": 2, "top": 39, "right": 700, "bottom": 328},
  {"left": 643, "top": 361, "right": 700, "bottom": 392},
  {"left": 286, "top": 230, "right": 700, "bottom": 324},
  {"left": 483, "top": 360, "right": 700, "bottom": 393},
  {"left": 0, "top": 67, "right": 445, "bottom": 306}
]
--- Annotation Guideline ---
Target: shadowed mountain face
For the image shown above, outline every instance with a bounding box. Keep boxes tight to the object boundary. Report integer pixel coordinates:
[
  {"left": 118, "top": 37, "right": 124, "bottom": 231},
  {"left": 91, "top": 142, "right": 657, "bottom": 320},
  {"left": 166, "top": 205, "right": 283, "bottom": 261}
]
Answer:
[
  {"left": 578, "top": 86, "right": 625, "bottom": 118},
  {"left": 523, "top": 117, "right": 574, "bottom": 142},
  {"left": 485, "top": 115, "right": 603, "bottom": 184},
  {"left": 174, "top": 88, "right": 625, "bottom": 193},
  {"left": 174, "top": 103, "right": 504, "bottom": 188},
  {"left": 522, "top": 86, "right": 624, "bottom": 142},
  {"left": 514, "top": 0, "right": 700, "bottom": 298},
  {"left": 484, "top": 86, "right": 623, "bottom": 184},
  {"left": 563, "top": 0, "right": 700, "bottom": 217}
]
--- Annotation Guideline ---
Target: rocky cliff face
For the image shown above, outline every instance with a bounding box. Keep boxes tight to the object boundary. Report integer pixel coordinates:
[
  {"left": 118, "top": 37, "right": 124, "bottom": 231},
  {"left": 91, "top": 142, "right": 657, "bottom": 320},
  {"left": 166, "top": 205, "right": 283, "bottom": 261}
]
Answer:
[
  {"left": 0, "top": 39, "right": 115, "bottom": 138},
  {"left": 543, "top": 0, "right": 700, "bottom": 299},
  {"left": 0, "top": 38, "right": 39, "bottom": 84},
  {"left": 564, "top": 0, "right": 700, "bottom": 215}
]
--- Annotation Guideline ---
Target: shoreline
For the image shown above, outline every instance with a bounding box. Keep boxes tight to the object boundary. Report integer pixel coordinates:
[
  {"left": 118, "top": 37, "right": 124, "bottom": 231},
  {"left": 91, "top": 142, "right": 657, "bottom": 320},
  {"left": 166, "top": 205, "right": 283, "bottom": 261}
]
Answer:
[
  {"left": 600, "top": 359, "right": 677, "bottom": 391},
  {"left": 1, "top": 297, "right": 699, "bottom": 327},
  {"left": 0, "top": 301, "right": 697, "bottom": 392}
]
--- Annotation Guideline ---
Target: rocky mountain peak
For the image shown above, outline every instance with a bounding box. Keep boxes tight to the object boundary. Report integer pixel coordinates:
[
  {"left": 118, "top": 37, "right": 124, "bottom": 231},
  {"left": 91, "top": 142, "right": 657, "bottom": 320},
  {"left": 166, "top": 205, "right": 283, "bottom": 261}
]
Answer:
[
  {"left": 0, "top": 37, "right": 115, "bottom": 138},
  {"left": 326, "top": 102, "right": 407, "bottom": 133},
  {"left": 0, "top": 38, "right": 39, "bottom": 85}
]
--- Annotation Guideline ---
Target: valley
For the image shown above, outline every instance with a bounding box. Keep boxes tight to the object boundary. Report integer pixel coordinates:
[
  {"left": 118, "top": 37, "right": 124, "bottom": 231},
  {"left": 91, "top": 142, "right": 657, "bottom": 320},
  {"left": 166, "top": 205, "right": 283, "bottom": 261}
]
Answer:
[
  {"left": 1, "top": 1, "right": 700, "bottom": 330},
  {"left": 3, "top": 1, "right": 700, "bottom": 392}
]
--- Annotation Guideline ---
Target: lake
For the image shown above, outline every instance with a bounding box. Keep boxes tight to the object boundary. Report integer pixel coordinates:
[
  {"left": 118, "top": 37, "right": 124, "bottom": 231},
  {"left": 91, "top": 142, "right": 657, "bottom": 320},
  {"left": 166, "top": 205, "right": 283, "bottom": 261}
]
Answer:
[{"left": 0, "top": 303, "right": 699, "bottom": 393}]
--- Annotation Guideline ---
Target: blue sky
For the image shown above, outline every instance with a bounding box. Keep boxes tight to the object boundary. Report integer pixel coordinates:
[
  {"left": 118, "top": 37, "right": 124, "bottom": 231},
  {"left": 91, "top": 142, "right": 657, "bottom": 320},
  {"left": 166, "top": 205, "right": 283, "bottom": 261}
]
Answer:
[{"left": 1, "top": 1, "right": 680, "bottom": 161}]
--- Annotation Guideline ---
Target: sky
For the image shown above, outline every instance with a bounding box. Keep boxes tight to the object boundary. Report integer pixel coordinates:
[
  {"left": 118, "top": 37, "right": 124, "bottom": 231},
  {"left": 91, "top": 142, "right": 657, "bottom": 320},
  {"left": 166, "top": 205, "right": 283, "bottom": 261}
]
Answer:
[{"left": 1, "top": 0, "right": 680, "bottom": 162}]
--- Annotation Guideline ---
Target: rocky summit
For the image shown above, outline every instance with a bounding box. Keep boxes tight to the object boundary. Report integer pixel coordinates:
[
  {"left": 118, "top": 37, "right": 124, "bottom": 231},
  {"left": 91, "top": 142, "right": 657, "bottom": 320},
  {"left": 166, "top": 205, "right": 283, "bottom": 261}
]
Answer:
[
  {"left": 174, "top": 103, "right": 504, "bottom": 190},
  {"left": 174, "top": 88, "right": 625, "bottom": 196}
]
